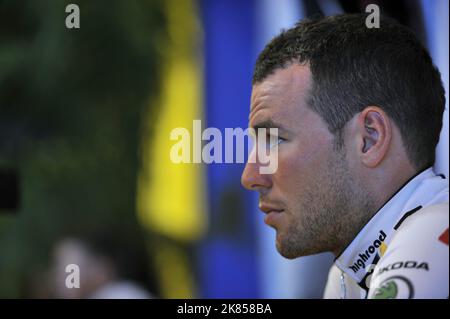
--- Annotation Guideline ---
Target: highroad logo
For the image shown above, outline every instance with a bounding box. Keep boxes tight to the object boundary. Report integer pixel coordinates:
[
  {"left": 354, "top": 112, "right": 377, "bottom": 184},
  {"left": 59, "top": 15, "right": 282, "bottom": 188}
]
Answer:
[{"left": 350, "top": 230, "right": 387, "bottom": 273}]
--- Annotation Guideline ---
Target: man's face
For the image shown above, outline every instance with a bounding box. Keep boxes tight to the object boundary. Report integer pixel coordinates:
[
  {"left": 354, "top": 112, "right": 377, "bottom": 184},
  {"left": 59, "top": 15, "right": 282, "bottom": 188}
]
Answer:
[{"left": 242, "top": 63, "right": 368, "bottom": 258}]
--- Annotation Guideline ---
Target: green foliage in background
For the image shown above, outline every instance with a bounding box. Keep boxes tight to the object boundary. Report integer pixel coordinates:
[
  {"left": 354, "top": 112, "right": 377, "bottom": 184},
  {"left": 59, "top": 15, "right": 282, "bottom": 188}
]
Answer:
[{"left": 0, "top": 0, "right": 167, "bottom": 297}]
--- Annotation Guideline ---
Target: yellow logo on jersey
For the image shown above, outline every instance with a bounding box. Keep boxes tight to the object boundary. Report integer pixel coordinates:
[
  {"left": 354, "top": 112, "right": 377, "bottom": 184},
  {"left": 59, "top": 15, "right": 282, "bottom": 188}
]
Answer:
[{"left": 379, "top": 242, "right": 387, "bottom": 257}]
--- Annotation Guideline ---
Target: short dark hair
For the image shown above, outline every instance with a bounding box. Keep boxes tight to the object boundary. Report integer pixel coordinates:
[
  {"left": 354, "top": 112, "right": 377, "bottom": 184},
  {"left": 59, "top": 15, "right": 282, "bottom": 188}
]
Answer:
[{"left": 253, "top": 14, "right": 445, "bottom": 170}]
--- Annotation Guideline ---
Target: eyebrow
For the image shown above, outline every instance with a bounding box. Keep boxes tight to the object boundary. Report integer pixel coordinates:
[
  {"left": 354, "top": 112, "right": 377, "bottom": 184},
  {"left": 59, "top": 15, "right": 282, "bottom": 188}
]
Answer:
[{"left": 251, "top": 119, "right": 291, "bottom": 135}]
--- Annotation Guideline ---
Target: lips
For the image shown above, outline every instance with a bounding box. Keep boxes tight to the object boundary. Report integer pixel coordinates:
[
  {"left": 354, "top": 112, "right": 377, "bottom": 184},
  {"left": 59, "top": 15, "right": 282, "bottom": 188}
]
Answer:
[
  {"left": 259, "top": 203, "right": 284, "bottom": 215},
  {"left": 259, "top": 203, "right": 284, "bottom": 226}
]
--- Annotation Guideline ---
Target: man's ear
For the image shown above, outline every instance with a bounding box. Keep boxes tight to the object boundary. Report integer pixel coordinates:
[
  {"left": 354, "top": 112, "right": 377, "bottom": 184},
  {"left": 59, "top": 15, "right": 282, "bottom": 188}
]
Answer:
[{"left": 357, "top": 107, "right": 392, "bottom": 168}]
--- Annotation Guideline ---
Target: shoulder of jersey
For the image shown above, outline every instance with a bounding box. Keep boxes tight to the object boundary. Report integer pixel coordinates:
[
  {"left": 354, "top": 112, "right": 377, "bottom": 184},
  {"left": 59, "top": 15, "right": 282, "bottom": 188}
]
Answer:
[
  {"left": 368, "top": 203, "right": 449, "bottom": 299},
  {"left": 390, "top": 202, "right": 449, "bottom": 250}
]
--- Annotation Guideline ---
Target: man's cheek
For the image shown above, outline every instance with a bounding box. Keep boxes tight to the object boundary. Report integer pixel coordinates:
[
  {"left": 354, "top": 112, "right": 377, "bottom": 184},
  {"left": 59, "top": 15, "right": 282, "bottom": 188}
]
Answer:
[{"left": 277, "top": 152, "right": 309, "bottom": 180}]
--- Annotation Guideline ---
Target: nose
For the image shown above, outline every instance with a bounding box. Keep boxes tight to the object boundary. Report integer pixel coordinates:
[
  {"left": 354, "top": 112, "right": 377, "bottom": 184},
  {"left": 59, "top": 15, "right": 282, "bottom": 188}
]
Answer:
[{"left": 241, "top": 150, "right": 272, "bottom": 192}]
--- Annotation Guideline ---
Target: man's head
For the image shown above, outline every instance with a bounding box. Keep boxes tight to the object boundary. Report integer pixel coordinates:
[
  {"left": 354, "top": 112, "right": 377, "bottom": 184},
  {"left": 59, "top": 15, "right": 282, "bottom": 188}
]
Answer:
[{"left": 241, "top": 14, "right": 445, "bottom": 258}]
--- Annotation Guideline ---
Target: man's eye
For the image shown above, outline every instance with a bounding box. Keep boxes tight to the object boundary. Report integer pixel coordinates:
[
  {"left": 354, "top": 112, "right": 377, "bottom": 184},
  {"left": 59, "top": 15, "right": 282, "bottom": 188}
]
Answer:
[
  {"left": 275, "top": 137, "right": 285, "bottom": 146},
  {"left": 266, "top": 135, "right": 285, "bottom": 148}
]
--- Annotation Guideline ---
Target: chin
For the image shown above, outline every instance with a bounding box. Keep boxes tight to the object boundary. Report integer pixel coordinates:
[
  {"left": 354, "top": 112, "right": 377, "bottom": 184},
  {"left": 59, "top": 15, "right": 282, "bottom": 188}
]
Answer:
[
  {"left": 276, "top": 238, "right": 302, "bottom": 259},
  {"left": 276, "top": 235, "right": 317, "bottom": 259},
  {"left": 277, "top": 247, "right": 302, "bottom": 259}
]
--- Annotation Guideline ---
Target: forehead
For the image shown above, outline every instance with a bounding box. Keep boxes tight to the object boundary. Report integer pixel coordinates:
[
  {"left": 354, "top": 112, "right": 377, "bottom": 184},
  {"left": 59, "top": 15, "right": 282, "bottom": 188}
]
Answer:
[{"left": 249, "top": 63, "right": 312, "bottom": 126}]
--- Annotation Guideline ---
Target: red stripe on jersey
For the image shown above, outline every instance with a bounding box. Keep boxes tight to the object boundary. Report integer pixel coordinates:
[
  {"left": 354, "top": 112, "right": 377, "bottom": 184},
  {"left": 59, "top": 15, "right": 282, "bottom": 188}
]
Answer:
[{"left": 438, "top": 228, "right": 449, "bottom": 246}]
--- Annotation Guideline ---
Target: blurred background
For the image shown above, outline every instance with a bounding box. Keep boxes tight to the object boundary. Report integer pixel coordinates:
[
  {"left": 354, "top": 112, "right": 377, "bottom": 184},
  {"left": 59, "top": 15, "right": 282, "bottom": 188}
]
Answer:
[{"left": 0, "top": 0, "right": 448, "bottom": 298}]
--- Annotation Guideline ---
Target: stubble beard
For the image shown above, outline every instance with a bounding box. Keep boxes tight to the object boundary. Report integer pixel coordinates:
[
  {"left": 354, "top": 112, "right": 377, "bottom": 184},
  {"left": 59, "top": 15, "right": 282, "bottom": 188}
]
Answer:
[{"left": 276, "top": 147, "right": 376, "bottom": 259}]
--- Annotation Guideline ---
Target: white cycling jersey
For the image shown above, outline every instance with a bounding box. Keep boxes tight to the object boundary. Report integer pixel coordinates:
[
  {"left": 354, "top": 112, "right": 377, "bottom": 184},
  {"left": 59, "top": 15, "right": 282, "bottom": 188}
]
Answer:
[{"left": 324, "top": 167, "right": 449, "bottom": 299}]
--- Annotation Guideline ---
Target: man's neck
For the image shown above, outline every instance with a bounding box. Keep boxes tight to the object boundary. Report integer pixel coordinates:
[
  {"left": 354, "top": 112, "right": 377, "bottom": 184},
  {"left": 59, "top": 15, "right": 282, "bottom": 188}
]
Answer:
[{"left": 332, "top": 165, "right": 426, "bottom": 257}]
